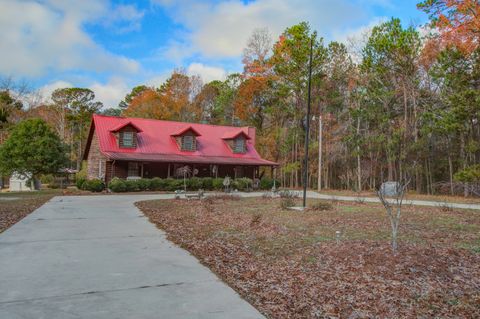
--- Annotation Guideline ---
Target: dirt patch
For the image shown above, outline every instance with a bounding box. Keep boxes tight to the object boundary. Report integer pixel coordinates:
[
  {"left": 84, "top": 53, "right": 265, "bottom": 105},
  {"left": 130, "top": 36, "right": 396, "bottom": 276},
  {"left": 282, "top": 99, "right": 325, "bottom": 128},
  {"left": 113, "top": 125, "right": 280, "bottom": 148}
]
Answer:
[
  {"left": 137, "top": 197, "right": 480, "bottom": 319},
  {"left": 0, "top": 190, "right": 63, "bottom": 233}
]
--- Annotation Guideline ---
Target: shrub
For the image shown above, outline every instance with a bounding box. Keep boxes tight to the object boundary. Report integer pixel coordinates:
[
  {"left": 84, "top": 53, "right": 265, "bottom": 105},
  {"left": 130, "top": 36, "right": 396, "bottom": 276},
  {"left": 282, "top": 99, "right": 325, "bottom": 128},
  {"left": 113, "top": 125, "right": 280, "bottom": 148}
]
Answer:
[
  {"left": 212, "top": 178, "right": 224, "bottom": 190},
  {"left": 232, "top": 177, "right": 252, "bottom": 191},
  {"left": 202, "top": 177, "right": 213, "bottom": 190},
  {"left": 108, "top": 177, "right": 127, "bottom": 192},
  {"left": 150, "top": 177, "right": 165, "bottom": 191},
  {"left": 40, "top": 174, "right": 55, "bottom": 185},
  {"left": 309, "top": 201, "right": 333, "bottom": 211},
  {"left": 83, "top": 179, "right": 105, "bottom": 192},
  {"left": 76, "top": 177, "right": 87, "bottom": 190},
  {"left": 164, "top": 178, "right": 183, "bottom": 191},
  {"left": 49, "top": 177, "right": 67, "bottom": 189},
  {"left": 188, "top": 177, "right": 203, "bottom": 190},
  {"left": 125, "top": 179, "right": 139, "bottom": 192},
  {"left": 280, "top": 197, "right": 295, "bottom": 209},
  {"left": 260, "top": 178, "right": 279, "bottom": 190},
  {"left": 137, "top": 178, "right": 151, "bottom": 191},
  {"left": 75, "top": 161, "right": 87, "bottom": 189}
]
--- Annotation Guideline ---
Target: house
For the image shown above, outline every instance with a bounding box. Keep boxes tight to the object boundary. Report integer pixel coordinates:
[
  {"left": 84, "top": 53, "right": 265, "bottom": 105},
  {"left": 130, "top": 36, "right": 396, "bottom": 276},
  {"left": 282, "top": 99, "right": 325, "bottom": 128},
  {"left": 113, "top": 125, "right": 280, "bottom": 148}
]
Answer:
[{"left": 83, "top": 114, "right": 278, "bottom": 183}]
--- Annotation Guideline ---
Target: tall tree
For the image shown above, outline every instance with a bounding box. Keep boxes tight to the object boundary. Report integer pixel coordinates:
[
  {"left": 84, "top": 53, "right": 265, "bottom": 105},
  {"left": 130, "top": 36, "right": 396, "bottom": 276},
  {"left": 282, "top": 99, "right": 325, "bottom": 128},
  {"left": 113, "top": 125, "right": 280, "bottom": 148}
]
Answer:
[
  {"left": 270, "top": 22, "right": 327, "bottom": 187},
  {"left": 362, "top": 18, "right": 422, "bottom": 187},
  {"left": 51, "top": 88, "right": 102, "bottom": 169},
  {"left": 118, "top": 85, "right": 148, "bottom": 110}
]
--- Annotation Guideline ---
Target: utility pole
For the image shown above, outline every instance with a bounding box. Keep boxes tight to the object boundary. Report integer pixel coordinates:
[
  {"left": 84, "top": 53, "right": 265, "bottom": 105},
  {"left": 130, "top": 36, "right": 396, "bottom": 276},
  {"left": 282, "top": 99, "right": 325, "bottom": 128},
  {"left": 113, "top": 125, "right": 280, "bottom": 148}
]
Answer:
[
  {"left": 317, "top": 114, "right": 322, "bottom": 191},
  {"left": 303, "top": 35, "right": 314, "bottom": 208}
]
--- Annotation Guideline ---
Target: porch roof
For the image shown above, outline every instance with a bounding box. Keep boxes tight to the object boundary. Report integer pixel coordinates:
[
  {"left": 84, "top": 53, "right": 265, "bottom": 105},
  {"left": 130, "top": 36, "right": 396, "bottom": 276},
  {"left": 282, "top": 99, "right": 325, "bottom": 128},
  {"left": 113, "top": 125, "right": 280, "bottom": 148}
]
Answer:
[{"left": 104, "top": 152, "right": 278, "bottom": 166}]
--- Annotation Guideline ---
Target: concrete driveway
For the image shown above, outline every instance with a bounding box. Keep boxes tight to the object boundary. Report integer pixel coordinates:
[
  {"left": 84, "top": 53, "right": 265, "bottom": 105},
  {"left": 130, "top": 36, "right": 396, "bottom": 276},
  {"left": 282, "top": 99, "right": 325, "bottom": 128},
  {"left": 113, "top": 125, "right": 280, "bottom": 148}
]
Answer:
[{"left": 0, "top": 194, "right": 264, "bottom": 319}]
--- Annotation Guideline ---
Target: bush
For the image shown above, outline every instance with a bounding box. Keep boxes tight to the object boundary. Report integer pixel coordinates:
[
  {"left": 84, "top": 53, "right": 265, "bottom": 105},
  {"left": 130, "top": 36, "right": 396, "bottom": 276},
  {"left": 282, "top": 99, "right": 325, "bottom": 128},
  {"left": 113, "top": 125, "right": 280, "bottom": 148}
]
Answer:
[
  {"left": 137, "top": 178, "right": 151, "bottom": 191},
  {"left": 125, "top": 180, "right": 140, "bottom": 192},
  {"left": 164, "top": 178, "right": 183, "bottom": 191},
  {"left": 280, "top": 197, "right": 295, "bottom": 209},
  {"left": 259, "top": 178, "right": 279, "bottom": 190},
  {"left": 212, "top": 178, "right": 224, "bottom": 190},
  {"left": 202, "top": 177, "right": 213, "bottom": 190},
  {"left": 108, "top": 177, "right": 127, "bottom": 192},
  {"left": 232, "top": 177, "right": 252, "bottom": 191},
  {"left": 40, "top": 174, "right": 55, "bottom": 185},
  {"left": 309, "top": 201, "right": 333, "bottom": 211},
  {"left": 150, "top": 177, "right": 165, "bottom": 191},
  {"left": 188, "top": 177, "right": 203, "bottom": 190},
  {"left": 76, "top": 177, "right": 87, "bottom": 190},
  {"left": 83, "top": 179, "right": 105, "bottom": 192}
]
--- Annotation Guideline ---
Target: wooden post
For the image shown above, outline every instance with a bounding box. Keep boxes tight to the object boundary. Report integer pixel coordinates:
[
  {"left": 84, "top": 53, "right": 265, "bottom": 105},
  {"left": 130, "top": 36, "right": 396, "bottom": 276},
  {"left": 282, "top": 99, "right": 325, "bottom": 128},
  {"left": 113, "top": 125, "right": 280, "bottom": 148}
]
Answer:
[{"left": 168, "top": 164, "right": 171, "bottom": 178}]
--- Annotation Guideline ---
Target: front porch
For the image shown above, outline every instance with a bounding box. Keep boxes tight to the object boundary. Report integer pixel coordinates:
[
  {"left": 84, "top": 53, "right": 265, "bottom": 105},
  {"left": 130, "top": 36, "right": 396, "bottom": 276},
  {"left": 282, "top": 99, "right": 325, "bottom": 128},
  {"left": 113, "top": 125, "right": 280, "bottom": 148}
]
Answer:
[{"left": 105, "top": 161, "right": 270, "bottom": 183}]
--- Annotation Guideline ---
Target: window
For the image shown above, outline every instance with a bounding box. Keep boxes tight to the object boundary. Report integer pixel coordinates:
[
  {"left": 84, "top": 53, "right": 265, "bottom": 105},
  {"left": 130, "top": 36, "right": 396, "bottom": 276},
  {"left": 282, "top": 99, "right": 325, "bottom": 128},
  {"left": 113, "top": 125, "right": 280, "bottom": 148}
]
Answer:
[
  {"left": 128, "top": 162, "right": 140, "bottom": 177},
  {"left": 233, "top": 137, "right": 245, "bottom": 153},
  {"left": 122, "top": 132, "right": 134, "bottom": 147},
  {"left": 181, "top": 135, "right": 195, "bottom": 151}
]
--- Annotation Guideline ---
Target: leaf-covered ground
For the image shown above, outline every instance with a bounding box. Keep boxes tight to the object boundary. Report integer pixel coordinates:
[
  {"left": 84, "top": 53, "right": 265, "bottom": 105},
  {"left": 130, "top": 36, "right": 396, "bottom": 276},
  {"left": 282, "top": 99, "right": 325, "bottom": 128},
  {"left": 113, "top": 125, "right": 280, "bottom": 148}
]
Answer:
[
  {"left": 137, "top": 197, "right": 480, "bottom": 318},
  {"left": 0, "top": 190, "right": 63, "bottom": 233}
]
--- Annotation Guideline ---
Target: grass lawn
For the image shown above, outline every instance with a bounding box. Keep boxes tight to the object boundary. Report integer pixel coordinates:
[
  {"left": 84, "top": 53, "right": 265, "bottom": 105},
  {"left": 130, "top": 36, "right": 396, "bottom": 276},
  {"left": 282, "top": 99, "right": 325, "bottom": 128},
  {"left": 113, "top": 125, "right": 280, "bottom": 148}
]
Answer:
[
  {"left": 137, "top": 196, "right": 480, "bottom": 318},
  {"left": 0, "top": 189, "right": 66, "bottom": 233}
]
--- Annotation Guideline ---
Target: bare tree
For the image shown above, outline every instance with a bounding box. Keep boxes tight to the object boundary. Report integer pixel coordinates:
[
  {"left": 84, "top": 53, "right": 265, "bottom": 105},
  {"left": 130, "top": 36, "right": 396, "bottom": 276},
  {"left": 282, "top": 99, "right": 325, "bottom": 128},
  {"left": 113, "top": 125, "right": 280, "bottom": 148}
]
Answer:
[
  {"left": 176, "top": 165, "right": 192, "bottom": 192},
  {"left": 242, "top": 27, "right": 273, "bottom": 73},
  {"left": 376, "top": 178, "right": 411, "bottom": 253}
]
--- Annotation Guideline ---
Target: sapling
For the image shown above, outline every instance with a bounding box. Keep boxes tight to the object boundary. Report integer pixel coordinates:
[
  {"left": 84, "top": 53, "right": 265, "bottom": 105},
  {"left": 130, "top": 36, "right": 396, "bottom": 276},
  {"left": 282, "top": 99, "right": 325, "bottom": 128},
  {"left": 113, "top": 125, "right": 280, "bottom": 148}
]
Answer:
[{"left": 376, "top": 179, "right": 410, "bottom": 253}]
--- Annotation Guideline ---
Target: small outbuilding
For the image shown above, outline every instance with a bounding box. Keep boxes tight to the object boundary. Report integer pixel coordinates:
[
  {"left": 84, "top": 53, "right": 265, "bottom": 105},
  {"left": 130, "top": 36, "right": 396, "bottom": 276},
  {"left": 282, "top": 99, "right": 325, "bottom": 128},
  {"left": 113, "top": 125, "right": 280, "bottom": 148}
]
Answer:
[{"left": 9, "top": 172, "right": 33, "bottom": 192}]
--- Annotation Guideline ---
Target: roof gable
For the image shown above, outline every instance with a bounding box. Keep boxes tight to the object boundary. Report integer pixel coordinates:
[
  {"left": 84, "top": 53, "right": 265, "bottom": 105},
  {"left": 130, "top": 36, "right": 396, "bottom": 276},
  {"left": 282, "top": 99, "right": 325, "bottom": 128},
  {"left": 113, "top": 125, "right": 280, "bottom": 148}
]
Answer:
[
  {"left": 171, "top": 125, "right": 202, "bottom": 137},
  {"left": 109, "top": 121, "right": 143, "bottom": 133},
  {"left": 222, "top": 130, "right": 251, "bottom": 140}
]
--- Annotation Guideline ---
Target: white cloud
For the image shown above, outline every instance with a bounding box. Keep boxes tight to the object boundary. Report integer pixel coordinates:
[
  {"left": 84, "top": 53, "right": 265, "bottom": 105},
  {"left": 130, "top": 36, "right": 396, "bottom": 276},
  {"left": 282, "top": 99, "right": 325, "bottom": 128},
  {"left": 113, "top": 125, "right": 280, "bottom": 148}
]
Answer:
[
  {"left": 38, "top": 80, "right": 74, "bottom": 102},
  {"left": 89, "top": 77, "right": 130, "bottom": 108},
  {"left": 37, "top": 78, "right": 129, "bottom": 108},
  {"left": 187, "top": 63, "right": 226, "bottom": 83},
  {"left": 146, "top": 73, "right": 170, "bottom": 88},
  {"left": 0, "top": 0, "right": 141, "bottom": 77},
  {"left": 155, "top": 0, "right": 372, "bottom": 59}
]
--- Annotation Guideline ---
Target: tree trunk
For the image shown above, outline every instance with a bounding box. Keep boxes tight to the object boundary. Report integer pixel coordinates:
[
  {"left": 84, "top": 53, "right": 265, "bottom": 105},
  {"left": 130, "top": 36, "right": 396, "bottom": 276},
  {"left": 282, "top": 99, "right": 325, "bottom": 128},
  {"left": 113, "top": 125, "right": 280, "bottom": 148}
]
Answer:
[{"left": 448, "top": 154, "right": 454, "bottom": 195}]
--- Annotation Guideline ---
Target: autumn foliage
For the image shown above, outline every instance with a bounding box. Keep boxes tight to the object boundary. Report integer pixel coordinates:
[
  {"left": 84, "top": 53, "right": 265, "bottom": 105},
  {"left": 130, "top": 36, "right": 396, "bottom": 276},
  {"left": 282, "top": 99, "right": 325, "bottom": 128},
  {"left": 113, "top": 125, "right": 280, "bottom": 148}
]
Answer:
[{"left": 419, "top": 0, "right": 480, "bottom": 54}]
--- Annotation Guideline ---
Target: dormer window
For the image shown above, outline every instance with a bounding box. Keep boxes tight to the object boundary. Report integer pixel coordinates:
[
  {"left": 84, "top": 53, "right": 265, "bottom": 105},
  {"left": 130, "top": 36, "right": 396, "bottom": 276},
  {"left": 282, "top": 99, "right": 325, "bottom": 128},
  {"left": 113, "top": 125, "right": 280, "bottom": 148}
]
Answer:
[
  {"left": 233, "top": 137, "right": 246, "bottom": 153},
  {"left": 110, "top": 121, "right": 142, "bottom": 149},
  {"left": 121, "top": 131, "right": 134, "bottom": 148},
  {"left": 222, "top": 130, "right": 250, "bottom": 154},
  {"left": 171, "top": 126, "right": 202, "bottom": 152},
  {"left": 181, "top": 134, "right": 196, "bottom": 151}
]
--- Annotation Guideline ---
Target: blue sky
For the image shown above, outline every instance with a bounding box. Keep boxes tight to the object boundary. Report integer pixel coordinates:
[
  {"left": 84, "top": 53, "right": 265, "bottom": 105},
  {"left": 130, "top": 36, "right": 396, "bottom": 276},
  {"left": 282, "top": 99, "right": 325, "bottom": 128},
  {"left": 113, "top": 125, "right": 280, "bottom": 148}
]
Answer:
[{"left": 0, "top": 0, "right": 427, "bottom": 108}]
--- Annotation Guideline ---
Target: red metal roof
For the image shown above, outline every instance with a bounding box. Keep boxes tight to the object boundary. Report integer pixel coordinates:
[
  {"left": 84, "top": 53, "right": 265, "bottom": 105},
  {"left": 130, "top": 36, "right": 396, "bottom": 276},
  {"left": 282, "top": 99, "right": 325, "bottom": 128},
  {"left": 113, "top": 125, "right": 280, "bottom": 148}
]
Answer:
[
  {"left": 109, "top": 121, "right": 143, "bottom": 132},
  {"left": 171, "top": 125, "right": 202, "bottom": 136},
  {"left": 89, "top": 114, "right": 277, "bottom": 166},
  {"left": 221, "top": 130, "right": 251, "bottom": 140}
]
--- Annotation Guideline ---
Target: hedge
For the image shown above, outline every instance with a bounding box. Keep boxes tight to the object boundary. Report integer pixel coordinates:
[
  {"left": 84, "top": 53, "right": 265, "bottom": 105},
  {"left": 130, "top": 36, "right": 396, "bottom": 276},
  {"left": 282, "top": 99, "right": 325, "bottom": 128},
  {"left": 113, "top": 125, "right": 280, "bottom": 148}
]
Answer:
[
  {"left": 105, "top": 177, "right": 278, "bottom": 193},
  {"left": 81, "top": 179, "right": 105, "bottom": 192}
]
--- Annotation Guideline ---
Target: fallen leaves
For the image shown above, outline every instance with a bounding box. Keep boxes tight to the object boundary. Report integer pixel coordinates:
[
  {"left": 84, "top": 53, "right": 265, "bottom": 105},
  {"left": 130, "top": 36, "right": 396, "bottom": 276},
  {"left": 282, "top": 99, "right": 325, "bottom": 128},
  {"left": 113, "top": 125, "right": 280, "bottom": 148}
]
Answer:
[{"left": 138, "top": 198, "right": 480, "bottom": 318}]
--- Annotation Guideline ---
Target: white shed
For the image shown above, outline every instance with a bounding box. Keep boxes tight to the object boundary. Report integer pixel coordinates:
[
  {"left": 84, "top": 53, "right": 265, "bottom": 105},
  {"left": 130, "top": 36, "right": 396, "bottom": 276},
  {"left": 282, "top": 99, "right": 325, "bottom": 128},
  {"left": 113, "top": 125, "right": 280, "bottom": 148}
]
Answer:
[{"left": 9, "top": 172, "right": 33, "bottom": 192}]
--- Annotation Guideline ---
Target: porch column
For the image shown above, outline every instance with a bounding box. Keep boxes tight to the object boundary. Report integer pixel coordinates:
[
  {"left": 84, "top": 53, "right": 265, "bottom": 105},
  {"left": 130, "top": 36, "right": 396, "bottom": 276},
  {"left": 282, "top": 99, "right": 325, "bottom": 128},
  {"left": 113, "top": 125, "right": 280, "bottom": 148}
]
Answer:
[{"left": 168, "top": 164, "right": 171, "bottom": 178}]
